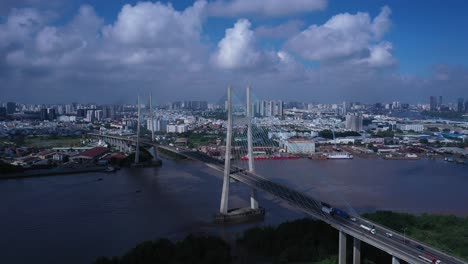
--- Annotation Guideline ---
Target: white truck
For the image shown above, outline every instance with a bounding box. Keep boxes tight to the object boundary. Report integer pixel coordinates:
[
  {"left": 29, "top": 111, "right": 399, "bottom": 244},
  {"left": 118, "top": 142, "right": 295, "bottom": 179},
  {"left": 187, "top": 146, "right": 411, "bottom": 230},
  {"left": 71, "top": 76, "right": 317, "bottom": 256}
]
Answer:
[{"left": 360, "top": 224, "right": 376, "bottom": 234}]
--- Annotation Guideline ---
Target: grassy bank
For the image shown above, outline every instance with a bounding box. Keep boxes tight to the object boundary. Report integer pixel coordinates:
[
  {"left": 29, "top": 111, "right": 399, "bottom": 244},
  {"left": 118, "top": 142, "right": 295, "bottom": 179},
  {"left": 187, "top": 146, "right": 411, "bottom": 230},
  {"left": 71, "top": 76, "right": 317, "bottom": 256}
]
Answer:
[
  {"left": 24, "top": 135, "right": 83, "bottom": 148},
  {"left": 363, "top": 211, "right": 468, "bottom": 260}
]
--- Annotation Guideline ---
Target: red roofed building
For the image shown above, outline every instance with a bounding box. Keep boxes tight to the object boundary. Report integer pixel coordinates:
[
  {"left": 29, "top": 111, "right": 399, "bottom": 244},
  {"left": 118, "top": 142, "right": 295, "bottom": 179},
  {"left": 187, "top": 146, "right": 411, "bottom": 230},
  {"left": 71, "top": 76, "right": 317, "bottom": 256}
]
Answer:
[{"left": 70, "top": 147, "right": 110, "bottom": 163}]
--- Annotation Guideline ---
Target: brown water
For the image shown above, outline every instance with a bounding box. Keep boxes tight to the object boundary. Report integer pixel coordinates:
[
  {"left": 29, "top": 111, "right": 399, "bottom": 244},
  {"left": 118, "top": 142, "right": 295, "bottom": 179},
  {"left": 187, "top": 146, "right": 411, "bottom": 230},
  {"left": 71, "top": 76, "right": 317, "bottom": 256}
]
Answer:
[{"left": 1, "top": 157, "right": 467, "bottom": 263}]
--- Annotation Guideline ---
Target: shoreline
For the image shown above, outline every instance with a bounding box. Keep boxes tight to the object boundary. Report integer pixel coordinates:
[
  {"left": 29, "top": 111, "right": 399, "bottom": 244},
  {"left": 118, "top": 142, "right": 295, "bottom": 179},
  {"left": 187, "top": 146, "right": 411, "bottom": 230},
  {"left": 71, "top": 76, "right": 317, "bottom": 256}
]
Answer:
[{"left": 0, "top": 166, "right": 107, "bottom": 180}]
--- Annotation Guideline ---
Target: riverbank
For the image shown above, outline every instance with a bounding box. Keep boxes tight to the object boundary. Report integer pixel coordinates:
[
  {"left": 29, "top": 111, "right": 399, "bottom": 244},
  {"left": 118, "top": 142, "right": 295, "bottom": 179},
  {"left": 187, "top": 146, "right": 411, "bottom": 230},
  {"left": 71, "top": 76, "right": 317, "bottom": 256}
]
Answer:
[
  {"left": 0, "top": 165, "right": 107, "bottom": 180},
  {"left": 94, "top": 212, "right": 468, "bottom": 264}
]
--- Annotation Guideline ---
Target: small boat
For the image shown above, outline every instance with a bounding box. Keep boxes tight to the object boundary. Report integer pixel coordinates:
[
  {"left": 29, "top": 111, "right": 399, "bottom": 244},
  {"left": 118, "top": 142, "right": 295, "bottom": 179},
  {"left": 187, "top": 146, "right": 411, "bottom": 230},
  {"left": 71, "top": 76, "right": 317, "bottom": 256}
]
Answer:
[
  {"left": 327, "top": 153, "right": 353, "bottom": 159},
  {"left": 105, "top": 166, "right": 116, "bottom": 172},
  {"left": 444, "top": 157, "right": 455, "bottom": 162}
]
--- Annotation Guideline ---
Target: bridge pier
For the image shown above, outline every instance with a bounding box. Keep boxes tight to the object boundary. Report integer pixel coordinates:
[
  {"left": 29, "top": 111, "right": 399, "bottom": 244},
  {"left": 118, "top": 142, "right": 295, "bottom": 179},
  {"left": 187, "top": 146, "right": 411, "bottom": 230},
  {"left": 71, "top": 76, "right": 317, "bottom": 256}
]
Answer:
[
  {"left": 353, "top": 237, "right": 361, "bottom": 264},
  {"left": 339, "top": 230, "right": 347, "bottom": 264},
  {"left": 391, "top": 256, "right": 400, "bottom": 264}
]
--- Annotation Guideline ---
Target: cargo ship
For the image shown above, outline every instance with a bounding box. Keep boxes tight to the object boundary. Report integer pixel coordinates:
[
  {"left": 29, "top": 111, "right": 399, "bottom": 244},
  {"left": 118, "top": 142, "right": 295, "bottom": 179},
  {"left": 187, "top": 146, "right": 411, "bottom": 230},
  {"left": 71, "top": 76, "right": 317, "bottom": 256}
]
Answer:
[
  {"left": 270, "top": 155, "right": 300, "bottom": 160},
  {"left": 327, "top": 153, "right": 353, "bottom": 159},
  {"left": 383, "top": 153, "right": 420, "bottom": 160},
  {"left": 240, "top": 154, "right": 300, "bottom": 160},
  {"left": 240, "top": 155, "right": 269, "bottom": 161}
]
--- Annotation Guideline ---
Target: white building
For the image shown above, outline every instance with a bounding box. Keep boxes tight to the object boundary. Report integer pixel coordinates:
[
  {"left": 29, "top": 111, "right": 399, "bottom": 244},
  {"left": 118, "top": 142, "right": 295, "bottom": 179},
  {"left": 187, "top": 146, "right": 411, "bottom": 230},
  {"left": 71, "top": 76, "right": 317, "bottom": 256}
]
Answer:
[
  {"left": 166, "top": 124, "right": 188, "bottom": 133},
  {"left": 397, "top": 124, "right": 424, "bottom": 132},
  {"left": 345, "top": 113, "right": 363, "bottom": 132},
  {"left": 280, "top": 138, "right": 315, "bottom": 154}
]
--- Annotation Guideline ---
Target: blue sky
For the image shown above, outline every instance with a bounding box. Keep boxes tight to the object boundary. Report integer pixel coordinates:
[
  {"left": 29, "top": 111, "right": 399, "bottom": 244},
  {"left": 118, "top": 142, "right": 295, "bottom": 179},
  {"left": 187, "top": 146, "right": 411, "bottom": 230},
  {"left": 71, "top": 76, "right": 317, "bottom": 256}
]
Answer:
[
  {"left": 74, "top": 0, "right": 468, "bottom": 75},
  {"left": 0, "top": 0, "right": 467, "bottom": 103}
]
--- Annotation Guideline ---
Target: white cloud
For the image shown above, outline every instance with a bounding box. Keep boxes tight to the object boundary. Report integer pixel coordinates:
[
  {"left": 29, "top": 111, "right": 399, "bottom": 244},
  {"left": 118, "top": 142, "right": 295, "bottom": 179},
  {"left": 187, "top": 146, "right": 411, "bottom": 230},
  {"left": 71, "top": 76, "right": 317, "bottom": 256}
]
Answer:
[
  {"left": 356, "top": 41, "right": 396, "bottom": 67},
  {"left": 286, "top": 6, "right": 393, "bottom": 65},
  {"left": 207, "top": 0, "right": 326, "bottom": 17},
  {"left": 103, "top": 1, "right": 205, "bottom": 48},
  {"left": 212, "top": 19, "right": 260, "bottom": 69},
  {"left": 255, "top": 20, "right": 304, "bottom": 39},
  {"left": 0, "top": 8, "right": 46, "bottom": 48}
]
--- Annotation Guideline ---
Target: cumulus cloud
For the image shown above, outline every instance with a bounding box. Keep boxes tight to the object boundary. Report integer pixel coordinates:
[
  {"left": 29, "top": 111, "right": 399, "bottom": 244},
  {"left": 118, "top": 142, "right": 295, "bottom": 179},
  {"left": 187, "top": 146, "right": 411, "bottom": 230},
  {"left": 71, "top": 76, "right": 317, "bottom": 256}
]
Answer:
[
  {"left": 255, "top": 20, "right": 304, "bottom": 39},
  {"left": 286, "top": 6, "right": 393, "bottom": 66},
  {"left": 207, "top": 0, "right": 327, "bottom": 17},
  {"left": 0, "top": 8, "right": 47, "bottom": 48},
  {"left": 103, "top": 1, "right": 205, "bottom": 48},
  {"left": 212, "top": 19, "right": 260, "bottom": 69},
  {"left": 0, "top": 2, "right": 466, "bottom": 104}
]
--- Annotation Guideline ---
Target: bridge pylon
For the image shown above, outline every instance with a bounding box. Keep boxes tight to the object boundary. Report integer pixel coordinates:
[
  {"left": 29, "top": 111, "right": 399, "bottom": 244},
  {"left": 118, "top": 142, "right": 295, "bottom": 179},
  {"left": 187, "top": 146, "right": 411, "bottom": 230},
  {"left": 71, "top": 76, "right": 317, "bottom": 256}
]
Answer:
[{"left": 215, "top": 86, "right": 264, "bottom": 224}]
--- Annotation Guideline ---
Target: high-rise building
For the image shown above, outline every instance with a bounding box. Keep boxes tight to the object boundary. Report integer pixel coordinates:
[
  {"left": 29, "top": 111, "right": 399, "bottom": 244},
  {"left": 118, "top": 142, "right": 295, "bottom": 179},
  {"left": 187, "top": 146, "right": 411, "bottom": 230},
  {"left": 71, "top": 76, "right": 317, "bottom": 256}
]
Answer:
[
  {"left": 65, "top": 104, "right": 73, "bottom": 114},
  {"left": 345, "top": 113, "right": 363, "bottom": 132},
  {"left": 429, "top": 96, "right": 437, "bottom": 111},
  {"left": 438, "top": 96, "right": 443, "bottom": 107},
  {"left": 457, "top": 98, "right": 464, "bottom": 112},
  {"left": 77, "top": 109, "right": 86, "bottom": 117},
  {"left": 0, "top": 107, "right": 6, "bottom": 117},
  {"left": 253, "top": 100, "right": 283, "bottom": 117},
  {"left": 40, "top": 109, "right": 48, "bottom": 120},
  {"left": 86, "top": 110, "right": 95, "bottom": 122},
  {"left": 47, "top": 108, "right": 56, "bottom": 120},
  {"left": 6, "top": 102, "right": 16, "bottom": 114},
  {"left": 95, "top": 110, "right": 103, "bottom": 121},
  {"left": 465, "top": 101, "right": 468, "bottom": 113}
]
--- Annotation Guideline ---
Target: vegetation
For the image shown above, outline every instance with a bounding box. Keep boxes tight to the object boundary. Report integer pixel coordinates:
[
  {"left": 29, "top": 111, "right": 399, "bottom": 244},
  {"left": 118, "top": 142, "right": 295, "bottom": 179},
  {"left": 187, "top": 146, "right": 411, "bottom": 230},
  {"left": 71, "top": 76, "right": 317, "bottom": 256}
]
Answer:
[
  {"left": 177, "top": 131, "right": 219, "bottom": 148},
  {"left": 23, "top": 135, "right": 82, "bottom": 148},
  {"left": 319, "top": 130, "right": 361, "bottom": 139},
  {"left": 374, "top": 130, "right": 395, "bottom": 138},
  {"left": 120, "top": 147, "right": 154, "bottom": 165},
  {"left": 363, "top": 211, "right": 468, "bottom": 261},
  {"left": 237, "top": 218, "right": 390, "bottom": 264},
  {"left": 94, "top": 235, "right": 230, "bottom": 264},
  {"left": 94, "top": 212, "right": 468, "bottom": 263}
]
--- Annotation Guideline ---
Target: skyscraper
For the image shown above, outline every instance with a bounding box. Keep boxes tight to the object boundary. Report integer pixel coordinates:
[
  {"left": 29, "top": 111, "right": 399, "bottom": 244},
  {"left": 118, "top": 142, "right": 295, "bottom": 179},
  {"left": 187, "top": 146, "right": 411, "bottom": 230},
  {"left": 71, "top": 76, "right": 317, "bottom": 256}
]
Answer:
[
  {"left": 345, "top": 113, "right": 363, "bottom": 132},
  {"left": 6, "top": 102, "right": 16, "bottom": 114},
  {"left": 429, "top": 96, "right": 437, "bottom": 111},
  {"left": 457, "top": 98, "right": 464, "bottom": 112},
  {"left": 438, "top": 96, "right": 443, "bottom": 107}
]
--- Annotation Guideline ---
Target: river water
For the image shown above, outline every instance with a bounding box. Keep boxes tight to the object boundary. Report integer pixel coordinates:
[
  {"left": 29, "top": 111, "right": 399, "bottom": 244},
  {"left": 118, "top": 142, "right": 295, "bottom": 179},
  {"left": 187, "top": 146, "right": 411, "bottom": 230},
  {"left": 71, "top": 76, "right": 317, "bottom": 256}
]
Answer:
[{"left": 1, "top": 157, "right": 467, "bottom": 263}]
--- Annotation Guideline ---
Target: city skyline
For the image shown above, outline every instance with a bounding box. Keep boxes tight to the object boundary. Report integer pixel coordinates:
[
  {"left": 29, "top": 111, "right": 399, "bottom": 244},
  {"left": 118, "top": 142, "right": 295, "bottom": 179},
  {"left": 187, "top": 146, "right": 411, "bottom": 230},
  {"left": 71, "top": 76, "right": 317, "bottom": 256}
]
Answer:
[{"left": 1, "top": 0, "right": 468, "bottom": 103}]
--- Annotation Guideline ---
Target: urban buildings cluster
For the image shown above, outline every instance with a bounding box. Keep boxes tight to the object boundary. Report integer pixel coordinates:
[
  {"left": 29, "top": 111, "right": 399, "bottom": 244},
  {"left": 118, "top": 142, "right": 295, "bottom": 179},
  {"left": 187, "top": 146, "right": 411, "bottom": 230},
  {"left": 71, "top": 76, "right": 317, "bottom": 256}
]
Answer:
[{"left": 1, "top": 95, "right": 467, "bottom": 170}]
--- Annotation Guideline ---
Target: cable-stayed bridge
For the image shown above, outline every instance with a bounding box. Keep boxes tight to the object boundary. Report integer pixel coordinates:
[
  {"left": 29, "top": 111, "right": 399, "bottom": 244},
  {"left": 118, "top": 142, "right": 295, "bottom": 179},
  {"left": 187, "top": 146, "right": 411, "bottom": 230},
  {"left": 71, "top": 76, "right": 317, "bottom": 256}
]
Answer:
[{"left": 88, "top": 87, "right": 467, "bottom": 264}]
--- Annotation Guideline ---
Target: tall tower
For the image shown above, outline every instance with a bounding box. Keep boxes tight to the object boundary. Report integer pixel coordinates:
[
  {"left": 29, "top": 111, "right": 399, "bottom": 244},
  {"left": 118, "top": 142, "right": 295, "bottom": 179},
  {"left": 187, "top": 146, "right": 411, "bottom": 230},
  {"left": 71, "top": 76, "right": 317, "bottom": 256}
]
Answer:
[
  {"left": 149, "top": 92, "right": 155, "bottom": 142},
  {"left": 220, "top": 86, "right": 232, "bottom": 214},
  {"left": 246, "top": 86, "right": 258, "bottom": 210},
  {"left": 134, "top": 95, "right": 141, "bottom": 164}
]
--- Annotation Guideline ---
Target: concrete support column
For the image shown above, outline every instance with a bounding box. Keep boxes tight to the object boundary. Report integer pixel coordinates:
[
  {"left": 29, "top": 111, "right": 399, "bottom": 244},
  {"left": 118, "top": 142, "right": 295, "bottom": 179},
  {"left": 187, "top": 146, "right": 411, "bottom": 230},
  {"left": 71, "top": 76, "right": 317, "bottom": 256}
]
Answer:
[
  {"left": 339, "top": 230, "right": 347, "bottom": 264},
  {"left": 391, "top": 256, "right": 400, "bottom": 264},
  {"left": 353, "top": 237, "right": 361, "bottom": 264},
  {"left": 220, "top": 86, "right": 232, "bottom": 214},
  {"left": 246, "top": 86, "right": 258, "bottom": 210}
]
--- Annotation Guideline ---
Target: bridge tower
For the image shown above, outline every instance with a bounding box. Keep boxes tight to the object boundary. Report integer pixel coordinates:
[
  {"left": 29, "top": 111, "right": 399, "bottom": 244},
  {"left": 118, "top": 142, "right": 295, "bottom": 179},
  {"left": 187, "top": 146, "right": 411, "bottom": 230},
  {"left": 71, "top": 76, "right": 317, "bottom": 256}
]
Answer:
[
  {"left": 216, "top": 86, "right": 264, "bottom": 224},
  {"left": 247, "top": 86, "right": 258, "bottom": 210},
  {"left": 134, "top": 94, "right": 141, "bottom": 164},
  {"left": 148, "top": 91, "right": 159, "bottom": 162},
  {"left": 219, "top": 86, "right": 233, "bottom": 214}
]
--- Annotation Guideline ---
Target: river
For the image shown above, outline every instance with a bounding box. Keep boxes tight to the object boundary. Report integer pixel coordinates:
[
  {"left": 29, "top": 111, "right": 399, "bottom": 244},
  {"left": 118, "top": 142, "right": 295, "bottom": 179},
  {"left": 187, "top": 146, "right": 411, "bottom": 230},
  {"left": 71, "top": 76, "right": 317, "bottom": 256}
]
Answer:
[{"left": 1, "top": 157, "right": 467, "bottom": 263}]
